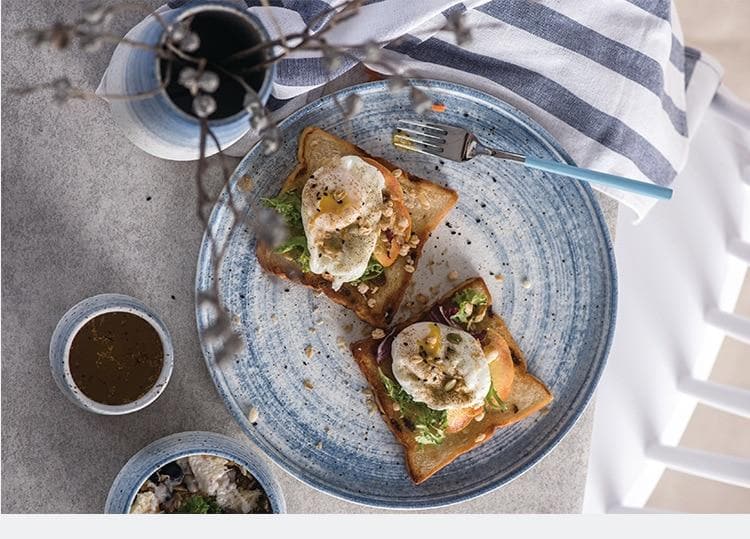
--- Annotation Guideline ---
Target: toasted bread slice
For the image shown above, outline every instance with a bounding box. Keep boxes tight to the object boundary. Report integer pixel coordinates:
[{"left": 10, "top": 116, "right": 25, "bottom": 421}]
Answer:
[
  {"left": 350, "top": 277, "right": 553, "bottom": 484},
  {"left": 256, "top": 127, "right": 458, "bottom": 328}
]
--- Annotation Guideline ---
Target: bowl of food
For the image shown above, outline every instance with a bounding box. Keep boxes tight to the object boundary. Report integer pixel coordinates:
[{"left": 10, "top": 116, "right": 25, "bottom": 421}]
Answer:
[
  {"left": 105, "top": 431, "right": 285, "bottom": 514},
  {"left": 49, "top": 293, "right": 174, "bottom": 415}
]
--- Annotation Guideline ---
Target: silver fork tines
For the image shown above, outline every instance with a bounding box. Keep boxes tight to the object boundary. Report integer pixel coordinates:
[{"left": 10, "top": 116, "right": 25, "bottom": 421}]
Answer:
[
  {"left": 398, "top": 120, "right": 448, "bottom": 134},
  {"left": 395, "top": 119, "right": 472, "bottom": 160}
]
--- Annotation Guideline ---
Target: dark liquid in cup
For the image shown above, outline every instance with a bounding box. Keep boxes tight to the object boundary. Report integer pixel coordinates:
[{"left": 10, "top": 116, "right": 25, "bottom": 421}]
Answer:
[
  {"left": 160, "top": 9, "right": 266, "bottom": 120},
  {"left": 69, "top": 312, "right": 163, "bottom": 405}
]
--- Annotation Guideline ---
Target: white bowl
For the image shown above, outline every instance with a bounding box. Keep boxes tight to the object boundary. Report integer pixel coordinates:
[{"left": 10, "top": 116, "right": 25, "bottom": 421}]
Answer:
[{"left": 49, "top": 293, "right": 174, "bottom": 415}]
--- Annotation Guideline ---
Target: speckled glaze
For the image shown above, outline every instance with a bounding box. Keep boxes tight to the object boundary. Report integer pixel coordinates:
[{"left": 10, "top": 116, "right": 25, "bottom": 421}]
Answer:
[
  {"left": 49, "top": 293, "right": 174, "bottom": 415},
  {"left": 99, "top": 1, "right": 274, "bottom": 161},
  {"left": 195, "top": 80, "right": 617, "bottom": 509},
  {"left": 104, "top": 431, "right": 286, "bottom": 513}
]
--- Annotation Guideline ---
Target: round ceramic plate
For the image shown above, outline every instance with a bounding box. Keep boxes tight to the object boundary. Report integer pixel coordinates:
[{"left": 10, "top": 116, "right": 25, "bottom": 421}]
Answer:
[{"left": 196, "top": 79, "right": 616, "bottom": 509}]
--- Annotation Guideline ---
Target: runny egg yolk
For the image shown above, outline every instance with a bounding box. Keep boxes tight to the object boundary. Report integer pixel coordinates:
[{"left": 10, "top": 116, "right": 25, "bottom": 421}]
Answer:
[
  {"left": 318, "top": 193, "right": 348, "bottom": 214},
  {"left": 421, "top": 323, "right": 442, "bottom": 357}
]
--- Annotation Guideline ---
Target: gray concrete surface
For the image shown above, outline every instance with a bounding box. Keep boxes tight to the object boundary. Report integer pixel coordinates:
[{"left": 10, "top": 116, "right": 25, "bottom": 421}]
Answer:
[{"left": 1, "top": 0, "right": 616, "bottom": 513}]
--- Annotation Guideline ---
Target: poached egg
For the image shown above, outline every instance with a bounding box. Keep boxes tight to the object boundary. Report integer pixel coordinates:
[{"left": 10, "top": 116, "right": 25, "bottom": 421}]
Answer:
[
  {"left": 301, "top": 155, "right": 385, "bottom": 290},
  {"left": 391, "top": 322, "right": 491, "bottom": 410}
]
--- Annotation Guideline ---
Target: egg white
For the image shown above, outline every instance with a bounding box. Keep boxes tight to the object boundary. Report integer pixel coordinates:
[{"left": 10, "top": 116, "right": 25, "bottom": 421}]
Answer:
[
  {"left": 301, "top": 155, "right": 385, "bottom": 290},
  {"left": 391, "top": 322, "right": 491, "bottom": 410}
]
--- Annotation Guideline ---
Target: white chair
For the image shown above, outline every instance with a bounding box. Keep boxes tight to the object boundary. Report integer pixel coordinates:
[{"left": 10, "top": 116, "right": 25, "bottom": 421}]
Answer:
[{"left": 582, "top": 86, "right": 750, "bottom": 513}]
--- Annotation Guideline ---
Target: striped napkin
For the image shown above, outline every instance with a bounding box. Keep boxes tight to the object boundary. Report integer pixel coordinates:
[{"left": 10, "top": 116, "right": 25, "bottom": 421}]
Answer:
[{"left": 169, "top": 0, "right": 724, "bottom": 219}]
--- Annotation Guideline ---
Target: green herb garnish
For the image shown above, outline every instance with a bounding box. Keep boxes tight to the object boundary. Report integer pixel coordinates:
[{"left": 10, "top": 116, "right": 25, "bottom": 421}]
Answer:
[
  {"left": 261, "top": 190, "right": 302, "bottom": 229},
  {"left": 275, "top": 234, "right": 311, "bottom": 273},
  {"left": 352, "top": 258, "right": 384, "bottom": 285},
  {"left": 262, "top": 191, "right": 310, "bottom": 271},
  {"left": 378, "top": 368, "right": 448, "bottom": 446},
  {"left": 450, "top": 289, "right": 488, "bottom": 327},
  {"left": 485, "top": 382, "right": 509, "bottom": 413},
  {"left": 177, "top": 494, "right": 223, "bottom": 514}
]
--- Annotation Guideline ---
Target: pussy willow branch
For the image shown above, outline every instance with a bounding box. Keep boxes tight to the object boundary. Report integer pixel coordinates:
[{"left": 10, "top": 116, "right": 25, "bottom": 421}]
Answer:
[{"left": 15, "top": 0, "right": 480, "bottom": 363}]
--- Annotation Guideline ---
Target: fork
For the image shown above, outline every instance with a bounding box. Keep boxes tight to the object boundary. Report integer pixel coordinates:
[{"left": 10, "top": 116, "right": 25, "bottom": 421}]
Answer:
[{"left": 393, "top": 120, "right": 673, "bottom": 200}]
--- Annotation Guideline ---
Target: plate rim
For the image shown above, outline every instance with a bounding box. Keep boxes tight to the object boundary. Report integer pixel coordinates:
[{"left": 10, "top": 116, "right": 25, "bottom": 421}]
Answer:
[{"left": 195, "top": 78, "right": 618, "bottom": 509}]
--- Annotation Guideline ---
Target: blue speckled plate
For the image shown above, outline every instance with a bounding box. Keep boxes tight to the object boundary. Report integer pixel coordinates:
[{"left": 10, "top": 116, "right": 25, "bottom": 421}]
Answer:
[{"left": 196, "top": 79, "right": 616, "bottom": 509}]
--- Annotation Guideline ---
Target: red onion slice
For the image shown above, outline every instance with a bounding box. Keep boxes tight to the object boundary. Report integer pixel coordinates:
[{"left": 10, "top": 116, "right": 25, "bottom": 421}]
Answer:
[
  {"left": 428, "top": 304, "right": 460, "bottom": 328},
  {"left": 376, "top": 328, "right": 398, "bottom": 364}
]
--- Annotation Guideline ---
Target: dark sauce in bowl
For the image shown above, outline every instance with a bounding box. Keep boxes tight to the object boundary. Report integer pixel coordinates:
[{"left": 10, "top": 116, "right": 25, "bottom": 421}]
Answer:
[{"left": 69, "top": 312, "right": 163, "bottom": 405}]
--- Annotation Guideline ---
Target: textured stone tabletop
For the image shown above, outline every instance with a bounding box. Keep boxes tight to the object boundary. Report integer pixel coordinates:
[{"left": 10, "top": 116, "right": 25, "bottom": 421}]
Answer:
[{"left": 0, "top": 0, "right": 616, "bottom": 514}]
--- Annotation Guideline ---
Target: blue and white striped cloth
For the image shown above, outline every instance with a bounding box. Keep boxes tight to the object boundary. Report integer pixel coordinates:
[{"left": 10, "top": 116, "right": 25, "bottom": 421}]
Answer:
[{"left": 169, "top": 0, "right": 723, "bottom": 218}]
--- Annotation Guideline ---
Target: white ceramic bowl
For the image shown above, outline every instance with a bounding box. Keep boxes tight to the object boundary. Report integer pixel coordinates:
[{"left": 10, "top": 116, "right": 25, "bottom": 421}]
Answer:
[{"left": 49, "top": 293, "right": 174, "bottom": 415}]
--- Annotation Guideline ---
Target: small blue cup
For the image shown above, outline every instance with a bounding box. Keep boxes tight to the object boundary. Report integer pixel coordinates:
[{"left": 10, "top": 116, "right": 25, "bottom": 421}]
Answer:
[{"left": 98, "top": 1, "right": 275, "bottom": 160}]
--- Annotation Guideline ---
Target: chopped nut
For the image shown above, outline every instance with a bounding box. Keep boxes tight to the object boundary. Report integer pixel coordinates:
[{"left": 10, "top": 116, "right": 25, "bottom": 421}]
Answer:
[
  {"left": 392, "top": 403, "right": 400, "bottom": 412},
  {"left": 392, "top": 169, "right": 403, "bottom": 178},
  {"left": 521, "top": 277, "right": 531, "bottom": 289},
  {"left": 303, "top": 379, "right": 314, "bottom": 390},
  {"left": 369, "top": 286, "right": 379, "bottom": 294},
  {"left": 416, "top": 293, "right": 428, "bottom": 304},
  {"left": 238, "top": 175, "right": 254, "bottom": 192},
  {"left": 315, "top": 440, "right": 323, "bottom": 450},
  {"left": 474, "top": 433, "right": 487, "bottom": 443},
  {"left": 382, "top": 206, "right": 394, "bottom": 217},
  {"left": 397, "top": 217, "right": 410, "bottom": 231},
  {"left": 361, "top": 388, "right": 372, "bottom": 397},
  {"left": 333, "top": 189, "right": 346, "bottom": 202},
  {"left": 399, "top": 245, "right": 411, "bottom": 257},
  {"left": 474, "top": 411, "right": 486, "bottom": 422},
  {"left": 371, "top": 328, "right": 386, "bottom": 339},
  {"left": 426, "top": 335, "right": 438, "bottom": 346},
  {"left": 367, "top": 298, "right": 377, "bottom": 308},
  {"left": 404, "top": 264, "right": 415, "bottom": 273},
  {"left": 304, "top": 345, "right": 314, "bottom": 359},
  {"left": 448, "top": 270, "right": 459, "bottom": 281},
  {"left": 357, "top": 283, "right": 369, "bottom": 295},
  {"left": 247, "top": 406, "right": 259, "bottom": 424},
  {"left": 485, "top": 349, "right": 499, "bottom": 362},
  {"left": 443, "top": 379, "right": 458, "bottom": 391},
  {"left": 336, "top": 336, "right": 347, "bottom": 351},
  {"left": 408, "top": 234, "right": 420, "bottom": 247}
]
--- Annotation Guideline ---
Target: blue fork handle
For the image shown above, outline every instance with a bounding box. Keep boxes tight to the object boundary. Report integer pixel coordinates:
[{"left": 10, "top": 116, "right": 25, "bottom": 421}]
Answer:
[{"left": 523, "top": 157, "right": 673, "bottom": 200}]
